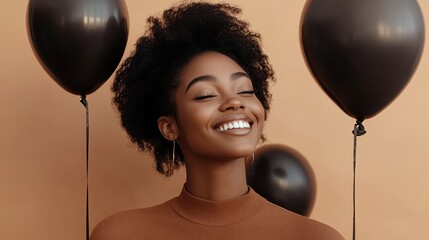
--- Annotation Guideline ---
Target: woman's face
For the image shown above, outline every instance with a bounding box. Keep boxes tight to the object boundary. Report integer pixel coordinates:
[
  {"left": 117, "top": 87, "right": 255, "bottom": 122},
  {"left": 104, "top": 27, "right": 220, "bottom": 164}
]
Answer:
[{"left": 173, "top": 51, "right": 265, "bottom": 161}]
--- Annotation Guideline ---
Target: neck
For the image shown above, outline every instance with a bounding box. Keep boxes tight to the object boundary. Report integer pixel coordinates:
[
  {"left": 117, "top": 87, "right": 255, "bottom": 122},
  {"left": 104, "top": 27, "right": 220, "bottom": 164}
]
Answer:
[{"left": 184, "top": 156, "right": 248, "bottom": 201}]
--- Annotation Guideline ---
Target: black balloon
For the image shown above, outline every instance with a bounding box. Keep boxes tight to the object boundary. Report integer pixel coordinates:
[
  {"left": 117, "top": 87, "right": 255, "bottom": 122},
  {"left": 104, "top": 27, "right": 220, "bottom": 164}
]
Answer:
[
  {"left": 27, "top": 0, "right": 129, "bottom": 96},
  {"left": 300, "top": 0, "right": 425, "bottom": 121},
  {"left": 247, "top": 144, "right": 316, "bottom": 216}
]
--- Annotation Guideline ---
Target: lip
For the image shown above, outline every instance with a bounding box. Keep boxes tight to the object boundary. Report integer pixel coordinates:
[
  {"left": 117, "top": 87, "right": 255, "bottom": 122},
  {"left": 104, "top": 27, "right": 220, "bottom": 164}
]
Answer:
[{"left": 212, "top": 114, "right": 255, "bottom": 130}]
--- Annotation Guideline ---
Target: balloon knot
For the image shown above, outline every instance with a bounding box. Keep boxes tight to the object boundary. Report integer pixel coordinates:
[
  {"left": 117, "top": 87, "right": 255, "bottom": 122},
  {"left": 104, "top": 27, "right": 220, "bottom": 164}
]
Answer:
[
  {"left": 80, "top": 95, "right": 87, "bottom": 108},
  {"left": 352, "top": 120, "right": 366, "bottom": 136}
]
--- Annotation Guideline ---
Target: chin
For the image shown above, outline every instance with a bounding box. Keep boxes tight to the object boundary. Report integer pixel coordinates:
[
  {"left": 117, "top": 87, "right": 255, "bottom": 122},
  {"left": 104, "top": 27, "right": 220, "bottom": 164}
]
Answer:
[{"left": 223, "top": 144, "right": 256, "bottom": 159}]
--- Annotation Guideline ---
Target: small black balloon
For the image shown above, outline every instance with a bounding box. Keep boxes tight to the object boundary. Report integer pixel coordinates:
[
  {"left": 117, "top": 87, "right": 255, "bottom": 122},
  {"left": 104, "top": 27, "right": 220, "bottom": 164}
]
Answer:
[
  {"left": 247, "top": 144, "right": 316, "bottom": 216},
  {"left": 300, "top": 0, "right": 425, "bottom": 121},
  {"left": 27, "top": 0, "right": 129, "bottom": 96}
]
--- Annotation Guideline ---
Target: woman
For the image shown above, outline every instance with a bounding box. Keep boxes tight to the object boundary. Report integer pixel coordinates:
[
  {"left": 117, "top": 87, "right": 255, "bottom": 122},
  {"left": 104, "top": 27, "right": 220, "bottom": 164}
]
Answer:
[{"left": 91, "top": 2, "right": 344, "bottom": 239}]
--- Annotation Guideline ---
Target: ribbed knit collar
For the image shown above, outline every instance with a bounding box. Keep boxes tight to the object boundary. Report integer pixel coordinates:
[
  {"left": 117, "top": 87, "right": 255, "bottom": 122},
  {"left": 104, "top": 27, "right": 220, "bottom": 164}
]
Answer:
[{"left": 170, "top": 186, "right": 265, "bottom": 226}]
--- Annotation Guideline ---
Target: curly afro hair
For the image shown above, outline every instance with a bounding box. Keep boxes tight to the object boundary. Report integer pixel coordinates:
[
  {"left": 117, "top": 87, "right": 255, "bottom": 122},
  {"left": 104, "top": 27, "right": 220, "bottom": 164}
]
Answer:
[{"left": 112, "top": 1, "right": 275, "bottom": 176}]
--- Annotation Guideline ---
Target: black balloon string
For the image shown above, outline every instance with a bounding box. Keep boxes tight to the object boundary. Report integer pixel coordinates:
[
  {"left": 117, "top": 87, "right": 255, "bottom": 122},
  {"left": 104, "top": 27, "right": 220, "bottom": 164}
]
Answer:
[
  {"left": 80, "top": 95, "right": 90, "bottom": 240},
  {"left": 352, "top": 120, "right": 366, "bottom": 240}
]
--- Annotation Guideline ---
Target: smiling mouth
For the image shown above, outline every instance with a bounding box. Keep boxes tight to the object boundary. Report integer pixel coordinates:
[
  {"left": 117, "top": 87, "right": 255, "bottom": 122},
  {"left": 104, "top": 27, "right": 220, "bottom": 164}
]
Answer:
[{"left": 216, "top": 120, "right": 251, "bottom": 132}]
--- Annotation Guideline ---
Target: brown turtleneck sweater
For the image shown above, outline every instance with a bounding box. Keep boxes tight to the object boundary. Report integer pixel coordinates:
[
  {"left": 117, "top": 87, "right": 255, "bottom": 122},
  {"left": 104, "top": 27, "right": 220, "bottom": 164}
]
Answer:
[{"left": 91, "top": 187, "right": 345, "bottom": 240}]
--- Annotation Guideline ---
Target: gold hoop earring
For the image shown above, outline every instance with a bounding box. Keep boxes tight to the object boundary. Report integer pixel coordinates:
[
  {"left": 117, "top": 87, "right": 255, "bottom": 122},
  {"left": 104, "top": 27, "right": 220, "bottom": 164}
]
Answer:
[
  {"left": 172, "top": 140, "right": 176, "bottom": 165},
  {"left": 251, "top": 153, "right": 255, "bottom": 166}
]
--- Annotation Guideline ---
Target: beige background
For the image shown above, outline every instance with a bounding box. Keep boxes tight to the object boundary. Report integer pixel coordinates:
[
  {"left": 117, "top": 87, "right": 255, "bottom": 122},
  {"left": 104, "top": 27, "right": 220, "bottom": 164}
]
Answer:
[{"left": 1, "top": 0, "right": 428, "bottom": 239}]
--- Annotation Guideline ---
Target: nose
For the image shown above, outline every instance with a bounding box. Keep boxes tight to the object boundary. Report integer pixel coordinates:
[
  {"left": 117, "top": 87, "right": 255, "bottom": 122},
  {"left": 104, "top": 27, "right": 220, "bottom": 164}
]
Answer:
[{"left": 219, "top": 95, "right": 245, "bottom": 112}]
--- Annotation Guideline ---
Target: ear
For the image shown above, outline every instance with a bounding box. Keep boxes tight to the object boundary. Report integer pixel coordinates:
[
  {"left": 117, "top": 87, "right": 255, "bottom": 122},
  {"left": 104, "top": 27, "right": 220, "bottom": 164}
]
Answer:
[{"left": 158, "top": 116, "right": 178, "bottom": 141}]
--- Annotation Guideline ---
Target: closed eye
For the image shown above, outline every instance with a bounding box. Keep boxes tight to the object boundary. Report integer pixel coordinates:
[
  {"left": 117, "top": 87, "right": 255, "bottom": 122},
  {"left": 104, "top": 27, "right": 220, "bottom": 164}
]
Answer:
[
  {"left": 238, "top": 90, "right": 256, "bottom": 95},
  {"left": 193, "top": 94, "right": 217, "bottom": 100}
]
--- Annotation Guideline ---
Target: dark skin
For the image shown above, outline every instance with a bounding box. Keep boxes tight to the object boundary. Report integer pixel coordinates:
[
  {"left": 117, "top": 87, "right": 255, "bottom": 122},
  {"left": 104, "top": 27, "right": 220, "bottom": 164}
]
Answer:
[{"left": 158, "top": 51, "right": 265, "bottom": 201}]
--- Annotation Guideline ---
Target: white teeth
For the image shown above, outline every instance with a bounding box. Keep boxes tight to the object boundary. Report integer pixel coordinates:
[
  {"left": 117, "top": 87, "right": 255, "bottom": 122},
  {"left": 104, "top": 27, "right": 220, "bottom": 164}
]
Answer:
[{"left": 216, "top": 120, "right": 251, "bottom": 132}]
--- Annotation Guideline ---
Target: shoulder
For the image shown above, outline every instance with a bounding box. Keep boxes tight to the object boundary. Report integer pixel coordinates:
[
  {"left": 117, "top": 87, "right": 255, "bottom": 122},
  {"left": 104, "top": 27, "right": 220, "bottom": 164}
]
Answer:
[
  {"left": 90, "top": 201, "right": 174, "bottom": 240},
  {"left": 259, "top": 199, "right": 345, "bottom": 240}
]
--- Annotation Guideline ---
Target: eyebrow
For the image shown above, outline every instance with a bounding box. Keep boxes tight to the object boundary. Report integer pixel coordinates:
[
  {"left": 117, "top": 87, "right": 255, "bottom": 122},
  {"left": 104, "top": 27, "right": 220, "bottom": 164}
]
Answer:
[{"left": 185, "top": 72, "right": 250, "bottom": 94}]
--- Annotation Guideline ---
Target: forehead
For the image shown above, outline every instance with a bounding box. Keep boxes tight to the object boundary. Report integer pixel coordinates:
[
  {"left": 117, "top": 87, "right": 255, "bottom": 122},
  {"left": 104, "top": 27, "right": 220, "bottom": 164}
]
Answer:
[{"left": 178, "top": 51, "right": 245, "bottom": 86}]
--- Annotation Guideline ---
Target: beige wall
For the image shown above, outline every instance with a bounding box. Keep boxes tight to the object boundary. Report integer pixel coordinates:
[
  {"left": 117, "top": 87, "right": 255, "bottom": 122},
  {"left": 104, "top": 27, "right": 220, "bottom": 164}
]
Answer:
[{"left": 1, "top": 1, "right": 428, "bottom": 239}]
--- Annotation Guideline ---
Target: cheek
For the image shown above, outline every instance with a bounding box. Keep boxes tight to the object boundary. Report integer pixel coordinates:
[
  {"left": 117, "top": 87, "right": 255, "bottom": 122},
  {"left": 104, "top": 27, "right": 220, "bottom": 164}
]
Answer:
[
  {"left": 251, "top": 98, "right": 265, "bottom": 120},
  {"left": 176, "top": 103, "right": 215, "bottom": 134},
  {"left": 253, "top": 100, "right": 266, "bottom": 135}
]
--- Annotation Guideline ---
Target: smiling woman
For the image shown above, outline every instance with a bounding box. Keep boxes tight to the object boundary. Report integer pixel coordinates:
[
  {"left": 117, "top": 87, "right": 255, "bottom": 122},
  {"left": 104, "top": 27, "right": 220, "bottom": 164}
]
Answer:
[
  {"left": 168, "top": 52, "right": 265, "bottom": 172},
  {"left": 90, "top": 2, "right": 345, "bottom": 240}
]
